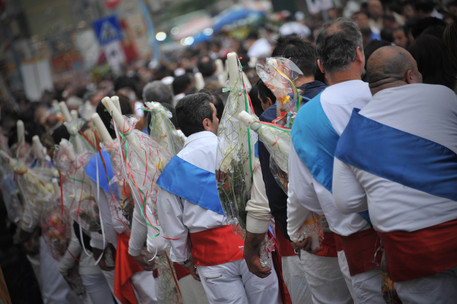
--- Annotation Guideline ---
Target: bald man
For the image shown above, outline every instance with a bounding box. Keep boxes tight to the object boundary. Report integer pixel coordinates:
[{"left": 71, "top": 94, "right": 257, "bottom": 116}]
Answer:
[{"left": 333, "top": 46, "right": 457, "bottom": 304}]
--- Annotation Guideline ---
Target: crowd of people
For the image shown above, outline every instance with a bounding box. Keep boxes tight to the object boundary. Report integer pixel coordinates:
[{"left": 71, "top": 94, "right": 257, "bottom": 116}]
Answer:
[{"left": 1, "top": 0, "right": 457, "bottom": 303}]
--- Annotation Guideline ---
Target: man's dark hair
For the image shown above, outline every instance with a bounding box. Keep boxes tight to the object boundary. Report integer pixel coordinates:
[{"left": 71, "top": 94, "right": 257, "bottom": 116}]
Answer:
[
  {"left": 272, "top": 35, "right": 317, "bottom": 76},
  {"left": 443, "top": 21, "right": 457, "bottom": 69},
  {"left": 172, "top": 74, "right": 192, "bottom": 95},
  {"left": 175, "top": 93, "right": 214, "bottom": 137},
  {"left": 114, "top": 75, "right": 140, "bottom": 98},
  {"left": 414, "top": 0, "right": 435, "bottom": 14},
  {"left": 96, "top": 94, "right": 133, "bottom": 139},
  {"left": 256, "top": 79, "right": 276, "bottom": 105},
  {"left": 51, "top": 124, "right": 70, "bottom": 145},
  {"left": 196, "top": 55, "right": 216, "bottom": 77},
  {"left": 405, "top": 16, "right": 446, "bottom": 39},
  {"left": 199, "top": 89, "right": 224, "bottom": 121},
  {"left": 316, "top": 18, "right": 363, "bottom": 74},
  {"left": 409, "top": 34, "right": 457, "bottom": 90},
  {"left": 248, "top": 84, "right": 264, "bottom": 117},
  {"left": 381, "top": 28, "right": 394, "bottom": 42}
]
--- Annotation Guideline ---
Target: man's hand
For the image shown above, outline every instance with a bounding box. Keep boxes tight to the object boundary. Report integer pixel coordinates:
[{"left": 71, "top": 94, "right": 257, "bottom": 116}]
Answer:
[
  {"left": 292, "top": 236, "right": 321, "bottom": 254},
  {"left": 92, "top": 247, "right": 115, "bottom": 271},
  {"left": 244, "top": 231, "right": 272, "bottom": 278},
  {"left": 185, "top": 262, "right": 200, "bottom": 281},
  {"left": 131, "top": 253, "right": 156, "bottom": 271}
]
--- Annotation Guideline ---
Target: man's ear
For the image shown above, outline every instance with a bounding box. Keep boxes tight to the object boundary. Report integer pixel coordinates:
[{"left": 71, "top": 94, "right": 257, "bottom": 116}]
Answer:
[
  {"left": 266, "top": 97, "right": 273, "bottom": 107},
  {"left": 202, "top": 118, "right": 212, "bottom": 131},
  {"left": 317, "top": 59, "right": 325, "bottom": 74},
  {"left": 405, "top": 69, "right": 421, "bottom": 84},
  {"left": 354, "top": 46, "right": 365, "bottom": 65}
]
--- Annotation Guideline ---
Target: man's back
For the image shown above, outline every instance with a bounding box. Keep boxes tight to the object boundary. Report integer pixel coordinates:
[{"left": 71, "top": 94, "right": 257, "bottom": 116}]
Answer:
[
  {"left": 289, "top": 79, "right": 372, "bottom": 237},
  {"left": 339, "top": 83, "right": 457, "bottom": 232}
]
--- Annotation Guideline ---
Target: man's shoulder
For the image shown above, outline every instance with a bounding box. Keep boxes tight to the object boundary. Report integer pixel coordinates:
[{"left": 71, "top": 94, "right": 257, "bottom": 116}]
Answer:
[
  {"left": 296, "top": 81, "right": 325, "bottom": 106},
  {"left": 259, "top": 104, "right": 277, "bottom": 123},
  {"left": 378, "top": 83, "right": 455, "bottom": 100},
  {"left": 176, "top": 138, "right": 217, "bottom": 173}
]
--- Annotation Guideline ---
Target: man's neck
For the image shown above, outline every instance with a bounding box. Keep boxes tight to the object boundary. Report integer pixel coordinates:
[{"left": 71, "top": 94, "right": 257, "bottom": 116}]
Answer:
[
  {"left": 295, "top": 75, "right": 315, "bottom": 87},
  {"left": 370, "top": 80, "right": 407, "bottom": 95},
  {"left": 326, "top": 68, "right": 362, "bottom": 86}
]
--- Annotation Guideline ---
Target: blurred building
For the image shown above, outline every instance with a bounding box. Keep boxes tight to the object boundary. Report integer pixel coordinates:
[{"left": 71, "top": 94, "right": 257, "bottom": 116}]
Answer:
[{"left": 0, "top": 0, "right": 158, "bottom": 101}]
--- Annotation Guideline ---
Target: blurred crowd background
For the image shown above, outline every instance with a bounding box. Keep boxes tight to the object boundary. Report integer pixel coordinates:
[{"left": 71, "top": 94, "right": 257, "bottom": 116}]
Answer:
[{"left": 0, "top": 0, "right": 456, "bottom": 148}]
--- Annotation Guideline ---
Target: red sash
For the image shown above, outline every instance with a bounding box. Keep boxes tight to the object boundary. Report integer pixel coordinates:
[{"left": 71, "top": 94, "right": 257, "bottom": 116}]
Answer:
[
  {"left": 189, "top": 225, "right": 244, "bottom": 266},
  {"left": 334, "top": 233, "right": 343, "bottom": 252},
  {"left": 378, "top": 218, "right": 457, "bottom": 282},
  {"left": 274, "top": 225, "right": 295, "bottom": 256},
  {"left": 274, "top": 225, "right": 336, "bottom": 257},
  {"left": 315, "top": 232, "right": 337, "bottom": 257},
  {"left": 173, "top": 262, "right": 191, "bottom": 280},
  {"left": 114, "top": 233, "right": 142, "bottom": 304},
  {"left": 335, "top": 228, "right": 381, "bottom": 276},
  {"left": 268, "top": 231, "right": 292, "bottom": 304}
]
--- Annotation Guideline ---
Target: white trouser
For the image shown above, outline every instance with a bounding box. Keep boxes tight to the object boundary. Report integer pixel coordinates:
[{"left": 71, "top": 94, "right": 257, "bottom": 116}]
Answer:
[
  {"left": 299, "top": 250, "right": 353, "bottom": 304},
  {"left": 39, "top": 237, "right": 80, "bottom": 304},
  {"left": 178, "top": 274, "right": 209, "bottom": 304},
  {"left": 131, "top": 270, "right": 157, "bottom": 304},
  {"left": 281, "top": 255, "right": 312, "bottom": 304},
  {"left": 197, "top": 258, "right": 281, "bottom": 304},
  {"left": 337, "top": 250, "right": 360, "bottom": 301},
  {"left": 337, "top": 248, "right": 385, "bottom": 304},
  {"left": 394, "top": 265, "right": 457, "bottom": 304},
  {"left": 101, "top": 270, "right": 121, "bottom": 304},
  {"left": 351, "top": 268, "right": 384, "bottom": 304},
  {"left": 81, "top": 273, "right": 116, "bottom": 304}
]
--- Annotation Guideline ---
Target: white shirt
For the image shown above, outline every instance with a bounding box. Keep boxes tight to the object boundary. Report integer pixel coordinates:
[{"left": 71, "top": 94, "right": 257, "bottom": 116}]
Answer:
[
  {"left": 333, "top": 84, "right": 457, "bottom": 232},
  {"left": 88, "top": 179, "right": 122, "bottom": 249},
  {"left": 287, "top": 80, "right": 372, "bottom": 240},
  {"left": 157, "top": 131, "right": 229, "bottom": 263},
  {"left": 248, "top": 38, "right": 272, "bottom": 58},
  {"left": 245, "top": 159, "right": 272, "bottom": 234}
]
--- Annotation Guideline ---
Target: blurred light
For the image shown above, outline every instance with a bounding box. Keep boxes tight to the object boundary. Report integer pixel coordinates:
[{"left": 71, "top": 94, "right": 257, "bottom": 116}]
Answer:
[
  {"left": 180, "top": 36, "right": 194, "bottom": 46},
  {"left": 203, "top": 28, "right": 214, "bottom": 36},
  {"left": 156, "top": 32, "right": 167, "bottom": 41}
]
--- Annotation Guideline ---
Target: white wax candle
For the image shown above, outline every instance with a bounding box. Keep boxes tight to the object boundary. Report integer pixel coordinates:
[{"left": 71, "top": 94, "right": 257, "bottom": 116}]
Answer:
[
  {"left": 195, "top": 72, "right": 205, "bottom": 91},
  {"left": 111, "top": 95, "right": 121, "bottom": 114},
  {"left": 17, "top": 120, "right": 25, "bottom": 145},
  {"left": 59, "top": 101, "right": 72, "bottom": 122},
  {"left": 32, "top": 135, "right": 44, "bottom": 159},
  {"left": 71, "top": 110, "right": 78, "bottom": 121},
  {"left": 226, "top": 52, "right": 239, "bottom": 88},
  {"left": 91, "top": 113, "right": 113, "bottom": 145}
]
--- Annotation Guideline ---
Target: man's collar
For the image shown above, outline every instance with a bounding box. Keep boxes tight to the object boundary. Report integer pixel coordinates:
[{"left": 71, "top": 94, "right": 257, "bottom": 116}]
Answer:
[{"left": 184, "top": 131, "right": 216, "bottom": 147}]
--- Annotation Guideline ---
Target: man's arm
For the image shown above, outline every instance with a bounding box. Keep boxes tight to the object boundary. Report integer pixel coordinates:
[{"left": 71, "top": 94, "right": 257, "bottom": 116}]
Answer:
[
  {"left": 58, "top": 227, "right": 82, "bottom": 275},
  {"left": 244, "top": 161, "right": 272, "bottom": 278},
  {"left": 156, "top": 188, "right": 191, "bottom": 263},
  {"left": 332, "top": 158, "right": 368, "bottom": 214},
  {"left": 287, "top": 145, "right": 321, "bottom": 243},
  {"left": 258, "top": 141, "right": 290, "bottom": 240},
  {"left": 128, "top": 204, "right": 155, "bottom": 270}
]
